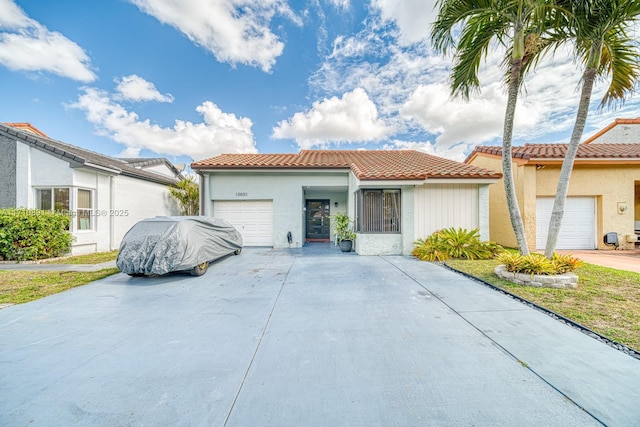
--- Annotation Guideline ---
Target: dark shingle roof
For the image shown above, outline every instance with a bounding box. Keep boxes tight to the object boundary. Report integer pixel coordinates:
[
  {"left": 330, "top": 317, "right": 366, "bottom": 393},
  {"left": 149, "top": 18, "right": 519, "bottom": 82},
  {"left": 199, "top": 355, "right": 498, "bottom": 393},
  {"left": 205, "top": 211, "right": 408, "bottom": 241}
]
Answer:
[
  {"left": 0, "top": 123, "right": 179, "bottom": 185},
  {"left": 192, "top": 150, "right": 502, "bottom": 180}
]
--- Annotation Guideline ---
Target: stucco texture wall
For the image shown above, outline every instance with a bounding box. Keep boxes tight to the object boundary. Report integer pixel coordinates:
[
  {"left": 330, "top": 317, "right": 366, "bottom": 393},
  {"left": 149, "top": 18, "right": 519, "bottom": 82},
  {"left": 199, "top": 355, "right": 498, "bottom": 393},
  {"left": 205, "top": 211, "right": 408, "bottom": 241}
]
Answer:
[
  {"left": 469, "top": 154, "right": 640, "bottom": 251},
  {"left": 205, "top": 171, "right": 349, "bottom": 249}
]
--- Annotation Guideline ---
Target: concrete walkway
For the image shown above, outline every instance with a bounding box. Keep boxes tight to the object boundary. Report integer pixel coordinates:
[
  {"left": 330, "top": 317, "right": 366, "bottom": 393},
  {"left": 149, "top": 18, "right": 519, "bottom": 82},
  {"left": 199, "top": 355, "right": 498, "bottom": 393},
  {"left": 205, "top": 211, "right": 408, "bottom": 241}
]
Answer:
[
  {"left": 555, "top": 249, "right": 640, "bottom": 274},
  {"left": 0, "top": 260, "right": 117, "bottom": 272},
  {"left": 1, "top": 248, "right": 639, "bottom": 426}
]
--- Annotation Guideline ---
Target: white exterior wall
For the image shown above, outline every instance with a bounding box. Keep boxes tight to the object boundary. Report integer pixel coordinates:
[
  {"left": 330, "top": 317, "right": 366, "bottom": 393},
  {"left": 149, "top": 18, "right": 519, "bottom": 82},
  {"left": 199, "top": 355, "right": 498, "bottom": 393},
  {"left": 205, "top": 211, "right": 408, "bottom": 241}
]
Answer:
[
  {"left": 589, "top": 124, "right": 640, "bottom": 144},
  {"left": 112, "top": 175, "right": 178, "bottom": 248},
  {"left": 144, "top": 163, "right": 176, "bottom": 178},
  {"left": 69, "top": 169, "right": 107, "bottom": 254},
  {"left": 15, "top": 142, "right": 31, "bottom": 207},
  {"left": 205, "top": 171, "right": 349, "bottom": 249},
  {"left": 413, "top": 183, "right": 482, "bottom": 239}
]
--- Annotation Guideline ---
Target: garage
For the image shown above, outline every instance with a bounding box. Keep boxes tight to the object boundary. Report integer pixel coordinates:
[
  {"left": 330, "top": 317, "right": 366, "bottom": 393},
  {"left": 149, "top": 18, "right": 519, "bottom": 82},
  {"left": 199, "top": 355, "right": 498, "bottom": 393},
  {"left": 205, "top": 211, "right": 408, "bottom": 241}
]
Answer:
[
  {"left": 536, "top": 197, "right": 595, "bottom": 250},
  {"left": 213, "top": 200, "right": 273, "bottom": 246}
]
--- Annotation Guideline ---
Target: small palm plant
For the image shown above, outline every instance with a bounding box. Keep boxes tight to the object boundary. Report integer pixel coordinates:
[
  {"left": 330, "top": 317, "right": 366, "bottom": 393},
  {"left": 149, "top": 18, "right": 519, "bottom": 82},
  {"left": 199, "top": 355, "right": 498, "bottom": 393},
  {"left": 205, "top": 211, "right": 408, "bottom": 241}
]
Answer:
[{"left": 412, "top": 228, "right": 503, "bottom": 262}]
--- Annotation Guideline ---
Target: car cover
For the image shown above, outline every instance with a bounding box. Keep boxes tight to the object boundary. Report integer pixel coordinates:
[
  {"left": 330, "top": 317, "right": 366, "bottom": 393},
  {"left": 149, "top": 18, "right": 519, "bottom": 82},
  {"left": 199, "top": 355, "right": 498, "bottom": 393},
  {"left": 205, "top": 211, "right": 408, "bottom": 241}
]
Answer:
[{"left": 116, "top": 216, "right": 243, "bottom": 275}]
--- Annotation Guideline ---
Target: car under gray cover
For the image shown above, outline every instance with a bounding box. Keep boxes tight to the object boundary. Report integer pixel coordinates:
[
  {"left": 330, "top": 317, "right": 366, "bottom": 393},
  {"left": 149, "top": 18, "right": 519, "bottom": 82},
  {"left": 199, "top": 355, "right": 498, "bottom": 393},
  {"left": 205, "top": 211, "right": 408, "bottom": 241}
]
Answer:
[{"left": 116, "top": 216, "right": 242, "bottom": 276}]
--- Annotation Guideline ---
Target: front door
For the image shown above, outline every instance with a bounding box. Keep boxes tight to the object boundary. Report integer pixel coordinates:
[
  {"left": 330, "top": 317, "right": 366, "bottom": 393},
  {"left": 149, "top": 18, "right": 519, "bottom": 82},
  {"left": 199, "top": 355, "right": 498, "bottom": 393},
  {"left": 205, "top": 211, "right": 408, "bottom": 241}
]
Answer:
[{"left": 306, "top": 199, "right": 330, "bottom": 240}]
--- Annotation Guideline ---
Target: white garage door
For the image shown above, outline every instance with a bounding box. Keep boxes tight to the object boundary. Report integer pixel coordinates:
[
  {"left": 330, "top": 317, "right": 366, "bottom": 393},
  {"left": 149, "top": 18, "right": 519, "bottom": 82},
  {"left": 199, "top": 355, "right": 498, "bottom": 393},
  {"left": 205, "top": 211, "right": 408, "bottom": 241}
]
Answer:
[
  {"left": 536, "top": 197, "right": 595, "bottom": 250},
  {"left": 213, "top": 200, "right": 273, "bottom": 246}
]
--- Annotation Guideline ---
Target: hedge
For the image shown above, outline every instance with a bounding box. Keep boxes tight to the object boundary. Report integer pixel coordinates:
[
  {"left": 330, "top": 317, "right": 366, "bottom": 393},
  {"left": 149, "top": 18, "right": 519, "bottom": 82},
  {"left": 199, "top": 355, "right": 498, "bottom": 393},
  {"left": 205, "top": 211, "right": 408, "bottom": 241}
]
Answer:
[{"left": 0, "top": 208, "right": 72, "bottom": 261}]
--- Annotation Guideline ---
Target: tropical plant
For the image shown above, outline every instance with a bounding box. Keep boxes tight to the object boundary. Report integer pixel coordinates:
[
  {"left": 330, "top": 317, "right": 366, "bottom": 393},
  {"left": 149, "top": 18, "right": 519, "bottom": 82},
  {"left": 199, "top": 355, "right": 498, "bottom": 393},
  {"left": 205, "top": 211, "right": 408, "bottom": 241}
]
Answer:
[
  {"left": 497, "top": 252, "right": 583, "bottom": 275},
  {"left": 412, "top": 228, "right": 503, "bottom": 261},
  {"left": 169, "top": 175, "right": 199, "bottom": 215},
  {"left": 543, "top": 0, "right": 640, "bottom": 257},
  {"left": 431, "top": 0, "right": 558, "bottom": 255},
  {"left": 331, "top": 212, "right": 356, "bottom": 241},
  {"left": 0, "top": 208, "right": 72, "bottom": 261}
]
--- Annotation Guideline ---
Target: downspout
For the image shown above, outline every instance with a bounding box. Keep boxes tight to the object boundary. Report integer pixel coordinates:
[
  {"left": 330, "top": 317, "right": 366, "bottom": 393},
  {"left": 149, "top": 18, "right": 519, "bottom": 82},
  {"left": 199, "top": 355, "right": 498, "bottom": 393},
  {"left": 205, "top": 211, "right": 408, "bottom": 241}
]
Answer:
[
  {"left": 197, "top": 171, "right": 205, "bottom": 216},
  {"left": 109, "top": 175, "right": 115, "bottom": 250}
]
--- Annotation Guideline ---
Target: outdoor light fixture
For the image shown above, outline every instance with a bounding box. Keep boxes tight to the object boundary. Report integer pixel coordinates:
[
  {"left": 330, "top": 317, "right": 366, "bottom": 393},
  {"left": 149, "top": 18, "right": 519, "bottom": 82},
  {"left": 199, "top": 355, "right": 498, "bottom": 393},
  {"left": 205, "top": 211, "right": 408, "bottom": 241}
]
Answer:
[{"left": 335, "top": 202, "right": 338, "bottom": 207}]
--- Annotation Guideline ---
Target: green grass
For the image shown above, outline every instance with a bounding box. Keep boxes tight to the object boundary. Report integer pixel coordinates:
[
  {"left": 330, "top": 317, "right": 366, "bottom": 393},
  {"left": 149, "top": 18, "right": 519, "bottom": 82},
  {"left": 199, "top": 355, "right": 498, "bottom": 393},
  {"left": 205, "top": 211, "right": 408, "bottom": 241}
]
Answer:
[
  {"left": 0, "top": 250, "right": 120, "bottom": 305},
  {"left": 0, "top": 268, "right": 120, "bottom": 305},
  {"left": 446, "top": 258, "right": 640, "bottom": 351},
  {"left": 43, "top": 250, "right": 119, "bottom": 264}
]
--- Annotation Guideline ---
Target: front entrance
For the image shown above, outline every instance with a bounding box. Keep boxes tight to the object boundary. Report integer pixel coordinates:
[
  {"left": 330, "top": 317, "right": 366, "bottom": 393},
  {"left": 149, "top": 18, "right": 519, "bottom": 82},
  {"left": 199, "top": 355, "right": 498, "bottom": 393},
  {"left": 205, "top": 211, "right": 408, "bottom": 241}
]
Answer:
[{"left": 306, "top": 199, "right": 330, "bottom": 241}]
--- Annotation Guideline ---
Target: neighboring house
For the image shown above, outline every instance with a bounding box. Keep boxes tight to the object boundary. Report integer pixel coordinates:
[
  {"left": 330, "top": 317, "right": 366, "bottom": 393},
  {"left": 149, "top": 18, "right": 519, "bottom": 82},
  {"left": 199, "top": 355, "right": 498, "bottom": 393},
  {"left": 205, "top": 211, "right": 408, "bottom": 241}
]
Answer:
[
  {"left": 191, "top": 150, "right": 501, "bottom": 255},
  {"left": 465, "top": 143, "right": 640, "bottom": 251},
  {"left": 583, "top": 117, "right": 640, "bottom": 145},
  {"left": 0, "top": 123, "right": 181, "bottom": 255}
]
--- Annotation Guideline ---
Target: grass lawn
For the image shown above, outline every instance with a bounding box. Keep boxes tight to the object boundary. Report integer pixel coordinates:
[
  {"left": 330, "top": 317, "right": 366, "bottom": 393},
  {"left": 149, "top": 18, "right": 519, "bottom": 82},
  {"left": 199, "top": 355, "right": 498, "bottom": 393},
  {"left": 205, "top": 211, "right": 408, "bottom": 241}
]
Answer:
[
  {"left": 446, "top": 258, "right": 640, "bottom": 352},
  {"left": 0, "top": 251, "right": 120, "bottom": 305}
]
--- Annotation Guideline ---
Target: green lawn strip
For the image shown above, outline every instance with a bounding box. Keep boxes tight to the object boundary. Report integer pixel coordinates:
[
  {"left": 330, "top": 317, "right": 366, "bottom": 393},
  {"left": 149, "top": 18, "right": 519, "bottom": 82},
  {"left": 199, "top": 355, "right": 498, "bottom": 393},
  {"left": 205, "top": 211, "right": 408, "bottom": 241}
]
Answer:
[
  {"left": 445, "top": 259, "right": 640, "bottom": 352},
  {"left": 42, "top": 250, "right": 119, "bottom": 265},
  {"left": 0, "top": 268, "right": 120, "bottom": 305}
]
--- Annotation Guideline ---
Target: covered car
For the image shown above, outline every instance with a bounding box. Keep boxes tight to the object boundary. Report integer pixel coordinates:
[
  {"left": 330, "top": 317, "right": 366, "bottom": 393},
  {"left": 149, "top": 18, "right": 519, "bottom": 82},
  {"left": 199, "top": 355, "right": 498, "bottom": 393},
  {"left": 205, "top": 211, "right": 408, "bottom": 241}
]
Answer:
[{"left": 116, "top": 216, "right": 242, "bottom": 276}]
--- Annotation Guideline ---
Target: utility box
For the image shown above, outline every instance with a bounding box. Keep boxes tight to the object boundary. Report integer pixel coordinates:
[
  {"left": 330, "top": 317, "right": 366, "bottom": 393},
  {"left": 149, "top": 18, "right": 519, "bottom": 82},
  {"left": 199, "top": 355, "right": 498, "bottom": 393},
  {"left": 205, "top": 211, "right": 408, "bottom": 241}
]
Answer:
[{"left": 603, "top": 232, "right": 619, "bottom": 248}]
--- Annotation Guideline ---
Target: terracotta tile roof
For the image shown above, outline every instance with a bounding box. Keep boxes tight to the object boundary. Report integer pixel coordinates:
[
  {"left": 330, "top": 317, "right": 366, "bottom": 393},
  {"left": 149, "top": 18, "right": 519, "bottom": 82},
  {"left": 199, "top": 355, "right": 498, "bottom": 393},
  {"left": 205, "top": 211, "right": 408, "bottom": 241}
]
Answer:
[
  {"left": 2, "top": 122, "right": 49, "bottom": 137},
  {"left": 192, "top": 150, "right": 502, "bottom": 180},
  {"left": 583, "top": 117, "right": 640, "bottom": 144},
  {"left": 467, "top": 143, "right": 640, "bottom": 162}
]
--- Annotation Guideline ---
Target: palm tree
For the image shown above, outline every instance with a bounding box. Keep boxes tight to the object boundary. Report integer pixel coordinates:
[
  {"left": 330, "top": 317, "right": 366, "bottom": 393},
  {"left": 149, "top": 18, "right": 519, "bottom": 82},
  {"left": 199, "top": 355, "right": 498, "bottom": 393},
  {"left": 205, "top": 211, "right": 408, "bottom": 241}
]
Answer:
[
  {"left": 169, "top": 176, "right": 200, "bottom": 215},
  {"left": 543, "top": 0, "right": 640, "bottom": 258},
  {"left": 431, "top": 0, "right": 556, "bottom": 255}
]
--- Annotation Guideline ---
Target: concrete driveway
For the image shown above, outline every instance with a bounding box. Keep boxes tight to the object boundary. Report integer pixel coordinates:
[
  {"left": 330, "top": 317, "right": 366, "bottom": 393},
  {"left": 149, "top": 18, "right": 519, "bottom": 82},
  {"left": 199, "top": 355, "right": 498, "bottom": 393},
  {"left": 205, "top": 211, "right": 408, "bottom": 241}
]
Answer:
[{"left": 1, "top": 247, "right": 639, "bottom": 426}]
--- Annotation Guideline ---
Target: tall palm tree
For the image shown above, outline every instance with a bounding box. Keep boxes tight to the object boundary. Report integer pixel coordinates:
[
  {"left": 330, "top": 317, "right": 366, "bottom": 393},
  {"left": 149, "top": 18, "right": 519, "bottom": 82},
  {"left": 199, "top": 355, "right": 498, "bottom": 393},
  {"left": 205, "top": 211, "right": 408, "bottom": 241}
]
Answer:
[
  {"left": 543, "top": 0, "right": 640, "bottom": 257},
  {"left": 431, "top": 0, "right": 555, "bottom": 255}
]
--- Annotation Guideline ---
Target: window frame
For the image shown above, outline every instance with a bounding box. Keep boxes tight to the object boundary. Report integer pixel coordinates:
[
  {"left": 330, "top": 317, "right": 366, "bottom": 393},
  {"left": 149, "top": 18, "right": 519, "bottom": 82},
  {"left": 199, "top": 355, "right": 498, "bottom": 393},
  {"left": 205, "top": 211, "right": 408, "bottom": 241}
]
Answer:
[
  {"left": 355, "top": 188, "right": 401, "bottom": 233},
  {"left": 76, "top": 188, "right": 93, "bottom": 231}
]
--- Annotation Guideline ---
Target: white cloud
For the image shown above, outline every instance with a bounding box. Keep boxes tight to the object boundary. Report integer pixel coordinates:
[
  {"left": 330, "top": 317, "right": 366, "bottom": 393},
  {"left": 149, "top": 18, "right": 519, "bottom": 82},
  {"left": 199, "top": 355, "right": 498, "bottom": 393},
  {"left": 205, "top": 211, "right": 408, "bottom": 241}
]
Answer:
[
  {"left": 0, "top": 0, "right": 95, "bottom": 82},
  {"left": 326, "top": 0, "right": 350, "bottom": 10},
  {"left": 70, "top": 86, "right": 257, "bottom": 160},
  {"left": 114, "top": 74, "right": 174, "bottom": 103},
  {"left": 272, "top": 87, "right": 394, "bottom": 148},
  {"left": 383, "top": 139, "right": 470, "bottom": 162},
  {"left": 129, "top": 0, "right": 300, "bottom": 72},
  {"left": 372, "top": 0, "right": 439, "bottom": 45}
]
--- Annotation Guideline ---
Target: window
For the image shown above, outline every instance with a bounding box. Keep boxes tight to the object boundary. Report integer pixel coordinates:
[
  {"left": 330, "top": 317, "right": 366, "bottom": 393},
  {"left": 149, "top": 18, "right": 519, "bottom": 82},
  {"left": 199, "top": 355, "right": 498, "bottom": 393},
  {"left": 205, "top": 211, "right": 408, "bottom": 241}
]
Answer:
[
  {"left": 356, "top": 189, "right": 401, "bottom": 233},
  {"left": 36, "top": 188, "right": 69, "bottom": 212},
  {"left": 76, "top": 189, "right": 92, "bottom": 230}
]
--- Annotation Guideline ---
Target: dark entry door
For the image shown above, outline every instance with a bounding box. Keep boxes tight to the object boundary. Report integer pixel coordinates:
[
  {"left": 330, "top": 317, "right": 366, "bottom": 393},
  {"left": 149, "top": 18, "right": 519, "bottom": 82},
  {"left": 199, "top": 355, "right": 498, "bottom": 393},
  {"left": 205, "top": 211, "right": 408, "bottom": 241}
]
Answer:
[{"left": 306, "top": 199, "right": 330, "bottom": 240}]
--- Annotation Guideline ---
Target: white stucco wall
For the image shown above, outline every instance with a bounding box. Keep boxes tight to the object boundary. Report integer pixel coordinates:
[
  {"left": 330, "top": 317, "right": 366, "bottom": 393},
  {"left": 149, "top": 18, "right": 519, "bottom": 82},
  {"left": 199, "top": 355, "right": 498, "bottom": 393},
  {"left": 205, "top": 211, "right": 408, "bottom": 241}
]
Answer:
[
  {"left": 112, "top": 175, "right": 178, "bottom": 249},
  {"left": 15, "top": 142, "right": 31, "bottom": 208},
  {"left": 589, "top": 124, "right": 640, "bottom": 144},
  {"left": 205, "top": 171, "right": 349, "bottom": 248}
]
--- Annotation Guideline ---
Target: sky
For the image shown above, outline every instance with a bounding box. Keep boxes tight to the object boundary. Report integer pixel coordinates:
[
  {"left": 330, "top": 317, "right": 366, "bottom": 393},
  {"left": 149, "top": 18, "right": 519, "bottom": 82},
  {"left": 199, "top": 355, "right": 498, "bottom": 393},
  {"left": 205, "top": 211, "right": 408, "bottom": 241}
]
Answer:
[{"left": 0, "top": 0, "right": 638, "bottom": 172}]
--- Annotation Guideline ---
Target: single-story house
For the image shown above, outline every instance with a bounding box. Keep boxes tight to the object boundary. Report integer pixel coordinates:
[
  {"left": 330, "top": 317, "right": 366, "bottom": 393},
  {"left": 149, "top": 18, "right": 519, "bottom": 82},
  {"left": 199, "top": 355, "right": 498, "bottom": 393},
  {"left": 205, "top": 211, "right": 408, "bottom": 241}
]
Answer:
[
  {"left": 191, "top": 150, "right": 501, "bottom": 255},
  {"left": 465, "top": 140, "right": 640, "bottom": 251},
  {"left": 0, "top": 123, "right": 182, "bottom": 255}
]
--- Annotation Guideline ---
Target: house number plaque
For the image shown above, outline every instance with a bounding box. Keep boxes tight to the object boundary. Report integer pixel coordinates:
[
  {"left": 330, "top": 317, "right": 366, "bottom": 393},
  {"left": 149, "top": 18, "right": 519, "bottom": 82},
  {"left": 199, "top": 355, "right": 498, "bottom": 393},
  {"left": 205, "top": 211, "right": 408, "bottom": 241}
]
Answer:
[{"left": 235, "top": 192, "right": 248, "bottom": 197}]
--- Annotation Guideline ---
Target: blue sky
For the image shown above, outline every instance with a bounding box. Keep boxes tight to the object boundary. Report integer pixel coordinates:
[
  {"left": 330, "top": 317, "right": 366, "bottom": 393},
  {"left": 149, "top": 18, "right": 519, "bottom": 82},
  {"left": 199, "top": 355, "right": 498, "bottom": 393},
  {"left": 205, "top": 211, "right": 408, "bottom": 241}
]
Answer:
[{"left": 1, "top": 0, "right": 638, "bottom": 171}]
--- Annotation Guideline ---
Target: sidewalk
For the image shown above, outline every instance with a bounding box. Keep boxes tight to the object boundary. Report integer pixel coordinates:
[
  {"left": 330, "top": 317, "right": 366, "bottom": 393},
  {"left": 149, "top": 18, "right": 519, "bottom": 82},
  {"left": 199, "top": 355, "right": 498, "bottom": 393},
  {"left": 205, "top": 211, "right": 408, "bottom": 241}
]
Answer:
[
  {"left": 555, "top": 249, "right": 640, "bottom": 274},
  {"left": 0, "top": 260, "right": 116, "bottom": 272}
]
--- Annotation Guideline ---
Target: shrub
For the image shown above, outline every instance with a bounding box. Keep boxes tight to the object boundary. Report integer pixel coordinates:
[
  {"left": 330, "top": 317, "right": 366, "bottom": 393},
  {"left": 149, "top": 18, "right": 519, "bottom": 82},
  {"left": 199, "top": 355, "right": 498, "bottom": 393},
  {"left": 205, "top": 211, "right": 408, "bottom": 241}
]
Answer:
[
  {"left": 412, "top": 228, "right": 503, "bottom": 261},
  {"left": 497, "top": 252, "right": 583, "bottom": 275},
  {"left": 0, "top": 209, "right": 72, "bottom": 261}
]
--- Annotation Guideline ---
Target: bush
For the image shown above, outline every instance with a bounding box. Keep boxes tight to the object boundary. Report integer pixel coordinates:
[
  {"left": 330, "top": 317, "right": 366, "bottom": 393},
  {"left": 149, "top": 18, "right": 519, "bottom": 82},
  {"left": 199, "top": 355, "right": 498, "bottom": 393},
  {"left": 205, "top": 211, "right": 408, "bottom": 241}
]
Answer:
[
  {"left": 0, "top": 209, "right": 72, "bottom": 261},
  {"left": 497, "top": 252, "right": 583, "bottom": 275},
  {"left": 412, "top": 228, "right": 503, "bottom": 261}
]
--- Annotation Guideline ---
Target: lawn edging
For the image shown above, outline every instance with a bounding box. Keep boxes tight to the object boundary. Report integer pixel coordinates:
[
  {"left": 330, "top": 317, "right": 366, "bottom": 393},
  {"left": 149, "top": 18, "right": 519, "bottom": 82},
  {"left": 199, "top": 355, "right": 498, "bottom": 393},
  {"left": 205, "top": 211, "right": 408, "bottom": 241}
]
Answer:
[{"left": 443, "top": 262, "right": 640, "bottom": 361}]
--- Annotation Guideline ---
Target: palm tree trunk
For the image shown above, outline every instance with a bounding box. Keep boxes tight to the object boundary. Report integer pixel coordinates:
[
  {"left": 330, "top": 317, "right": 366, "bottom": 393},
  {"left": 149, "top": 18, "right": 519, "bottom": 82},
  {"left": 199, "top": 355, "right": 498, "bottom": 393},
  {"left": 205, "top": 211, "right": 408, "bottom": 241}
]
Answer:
[
  {"left": 544, "top": 66, "right": 597, "bottom": 257},
  {"left": 503, "top": 58, "right": 530, "bottom": 255}
]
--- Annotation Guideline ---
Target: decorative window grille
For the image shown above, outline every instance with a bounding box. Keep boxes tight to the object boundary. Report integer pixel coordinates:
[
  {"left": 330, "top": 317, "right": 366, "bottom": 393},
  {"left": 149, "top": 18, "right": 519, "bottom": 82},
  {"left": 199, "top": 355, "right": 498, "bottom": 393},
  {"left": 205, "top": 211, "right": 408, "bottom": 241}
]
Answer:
[{"left": 356, "top": 189, "right": 401, "bottom": 233}]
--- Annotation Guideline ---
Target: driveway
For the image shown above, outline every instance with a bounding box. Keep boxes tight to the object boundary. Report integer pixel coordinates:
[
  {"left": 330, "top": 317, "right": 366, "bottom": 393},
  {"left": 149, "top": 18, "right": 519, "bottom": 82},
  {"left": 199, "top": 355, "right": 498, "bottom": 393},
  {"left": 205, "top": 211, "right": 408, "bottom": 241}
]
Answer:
[{"left": 1, "top": 247, "right": 639, "bottom": 426}]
